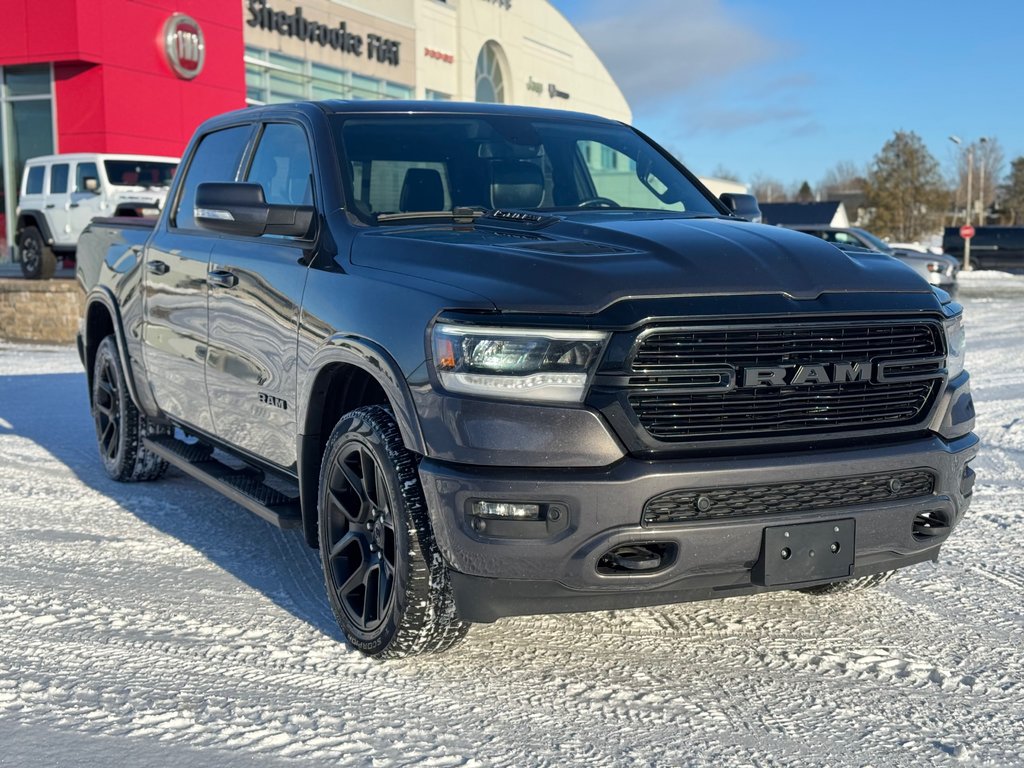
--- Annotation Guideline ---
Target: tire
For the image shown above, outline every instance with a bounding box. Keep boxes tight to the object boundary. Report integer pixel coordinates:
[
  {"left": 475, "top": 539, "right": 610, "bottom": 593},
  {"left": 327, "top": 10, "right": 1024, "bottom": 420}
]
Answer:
[
  {"left": 318, "top": 405, "right": 469, "bottom": 658},
  {"left": 800, "top": 570, "right": 897, "bottom": 595},
  {"left": 91, "top": 336, "right": 170, "bottom": 482},
  {"left": 19, "top": 226, "right": 56, "bottom": 280}
]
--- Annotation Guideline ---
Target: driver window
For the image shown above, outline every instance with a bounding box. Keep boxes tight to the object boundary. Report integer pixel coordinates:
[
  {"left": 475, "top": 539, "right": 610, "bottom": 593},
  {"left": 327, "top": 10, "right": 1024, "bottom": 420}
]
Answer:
[
  {"left": 246, "top": 123, "right": 314, "bottom": 206},
  {"left": 576, "top": 140, "right": 682, "bottom": 210},
  {"left": 74, "top": 162, "right": 99, "bottom": 194}
]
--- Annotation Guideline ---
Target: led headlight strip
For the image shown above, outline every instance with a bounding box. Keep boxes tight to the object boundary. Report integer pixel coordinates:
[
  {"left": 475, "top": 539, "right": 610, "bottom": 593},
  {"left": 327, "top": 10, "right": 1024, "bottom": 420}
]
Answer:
[{"left": 432, "top": 324, "right": 608, "bottom": 403}]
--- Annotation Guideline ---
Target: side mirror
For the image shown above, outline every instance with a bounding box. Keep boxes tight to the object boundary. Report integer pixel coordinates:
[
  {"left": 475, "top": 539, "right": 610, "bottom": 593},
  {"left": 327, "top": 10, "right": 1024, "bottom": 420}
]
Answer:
[
  {"left": 720, "top": 192, "right": 762, "bottom": 223},
  {"left": 194, "top": 182, "right": 314, "bottom": 238},
  {"left": 83, "top": 177, "right": 100, "bottom": 193}
]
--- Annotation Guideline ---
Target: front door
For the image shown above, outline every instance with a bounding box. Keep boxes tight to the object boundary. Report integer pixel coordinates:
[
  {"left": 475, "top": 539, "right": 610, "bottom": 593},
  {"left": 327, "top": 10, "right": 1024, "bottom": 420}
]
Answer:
[
  {"left": 142, "top": 123, "right": 253, "bottom": 433},
  {"left": 67, "top": 160, "right": 105, "bottom": 237},
  {"left": 205, "top": 121, "right": 316, "bottom": 469}
]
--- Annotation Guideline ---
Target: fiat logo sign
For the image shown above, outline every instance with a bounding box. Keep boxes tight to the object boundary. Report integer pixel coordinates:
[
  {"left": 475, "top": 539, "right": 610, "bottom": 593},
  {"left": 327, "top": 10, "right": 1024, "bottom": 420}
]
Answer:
[{"left": 163, "top": 13, "right": 205, "bottom": 80}]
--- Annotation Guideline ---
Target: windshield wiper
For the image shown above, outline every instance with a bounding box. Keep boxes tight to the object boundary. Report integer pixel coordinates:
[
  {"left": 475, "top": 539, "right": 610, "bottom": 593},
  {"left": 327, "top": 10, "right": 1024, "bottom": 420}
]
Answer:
[{"left": 375, "top": 206, "right": 490, "bottom": 224}]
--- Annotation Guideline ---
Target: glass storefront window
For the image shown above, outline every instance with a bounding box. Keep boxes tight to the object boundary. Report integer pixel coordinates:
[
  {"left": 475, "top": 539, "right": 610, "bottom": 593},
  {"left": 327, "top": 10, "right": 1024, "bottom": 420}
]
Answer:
[
  {"left": 475, "top": 42, "right": 506, "bottom": 103},
  {"left": 1, "top": 64, "right": 55, "bottom": 260},
  {"left": 244, "top": 46, "right": 413, "bottom": 105},
  {"left": 4, "top": 65, "right": 51, "bottom": 97}
]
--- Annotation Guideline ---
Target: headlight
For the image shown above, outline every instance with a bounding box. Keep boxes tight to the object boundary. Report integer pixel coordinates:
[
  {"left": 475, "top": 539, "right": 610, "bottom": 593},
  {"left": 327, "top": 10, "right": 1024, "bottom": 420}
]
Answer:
[
  {"left": 944, "top": 314, "right": 966, "bottom": 379},
  {"left": 431, "top": 324, "right": 608, "bottom": 403}
]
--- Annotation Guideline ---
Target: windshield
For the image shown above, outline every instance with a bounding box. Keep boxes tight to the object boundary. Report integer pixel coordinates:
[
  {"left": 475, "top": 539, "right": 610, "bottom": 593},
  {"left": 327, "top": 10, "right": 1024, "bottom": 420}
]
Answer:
[
  {"left": 104, "top": 160, "right": 178, "bottom": 188},
  {"left": 331, "top": 114, "right": 721, "bottom": 224},
  {"left": 851, "top": 228, "right": 893, "bottom": 253}
]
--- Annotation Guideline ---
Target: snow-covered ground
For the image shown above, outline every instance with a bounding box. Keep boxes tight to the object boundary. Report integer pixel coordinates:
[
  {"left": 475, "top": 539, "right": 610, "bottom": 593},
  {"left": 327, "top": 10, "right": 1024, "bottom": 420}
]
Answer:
[{"left": 1, "top": 296, "right": 1022, "bottom": 768}]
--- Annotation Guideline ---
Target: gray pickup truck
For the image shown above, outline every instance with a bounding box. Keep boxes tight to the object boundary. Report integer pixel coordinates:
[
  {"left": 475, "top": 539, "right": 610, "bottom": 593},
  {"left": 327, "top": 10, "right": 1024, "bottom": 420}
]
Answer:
[{"left": 76, "top": 101, "right": 978, "bottom": 658}]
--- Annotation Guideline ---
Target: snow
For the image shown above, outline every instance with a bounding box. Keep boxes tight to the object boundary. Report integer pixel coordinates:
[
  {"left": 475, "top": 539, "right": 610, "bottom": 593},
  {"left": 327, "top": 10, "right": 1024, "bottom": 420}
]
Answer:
[{"left": 2, "top": 296, "right": 1023, "bottom": 767}]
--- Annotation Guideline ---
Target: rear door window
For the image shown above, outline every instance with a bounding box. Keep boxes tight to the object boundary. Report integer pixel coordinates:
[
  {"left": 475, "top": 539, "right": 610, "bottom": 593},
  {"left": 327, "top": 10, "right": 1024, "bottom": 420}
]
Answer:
[
  {"left": 173, "top": 125, "right": 252, "bottom": 229},
  {"left": 49, "top": 163, "right": 69, "bottom": 194}
]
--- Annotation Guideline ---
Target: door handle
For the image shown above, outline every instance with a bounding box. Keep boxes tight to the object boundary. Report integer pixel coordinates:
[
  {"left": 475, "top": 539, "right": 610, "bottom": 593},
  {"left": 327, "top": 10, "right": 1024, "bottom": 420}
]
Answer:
[
  {"left": 45, "top": 203, "right": 55, "bottom": 209},
  {"left": 70, "top": 203, "right": 80, "bottom": 208},
  {"left": 207, "top": 270, "right": 238, "bottom": 288},
  {"left": 146, "top": 260, "right": 169, "bottom": 275}
]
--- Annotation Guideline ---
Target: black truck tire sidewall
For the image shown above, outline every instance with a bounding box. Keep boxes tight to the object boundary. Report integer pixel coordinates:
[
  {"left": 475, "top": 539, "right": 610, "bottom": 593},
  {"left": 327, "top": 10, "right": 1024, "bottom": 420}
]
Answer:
[
  {"left": 91, "top": 336, "right": 168, "bottom": 482},
  {"left": 318, "top": 406, "right": 468, "bottom": 658},
  {"left": 19, "top": 226, "right": 56, "bottom": 280}
]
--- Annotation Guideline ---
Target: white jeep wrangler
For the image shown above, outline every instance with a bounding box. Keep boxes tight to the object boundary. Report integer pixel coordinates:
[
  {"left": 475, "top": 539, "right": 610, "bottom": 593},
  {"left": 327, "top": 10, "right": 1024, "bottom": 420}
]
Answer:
[{"left": 15, "top": 153, "right": 179, "bottom": 279}]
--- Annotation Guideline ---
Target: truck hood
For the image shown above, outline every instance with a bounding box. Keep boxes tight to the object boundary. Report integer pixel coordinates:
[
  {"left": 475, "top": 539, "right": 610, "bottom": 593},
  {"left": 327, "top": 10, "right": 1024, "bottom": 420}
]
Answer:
[{"left": 350, "top": 213, "right": 932, "bottom": 313}]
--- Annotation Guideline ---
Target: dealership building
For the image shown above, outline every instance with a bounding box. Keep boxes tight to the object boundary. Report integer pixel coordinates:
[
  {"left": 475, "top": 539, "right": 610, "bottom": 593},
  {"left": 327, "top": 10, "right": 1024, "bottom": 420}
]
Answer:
[{"left": 0, "top": 0, "right": 633, "bottom": 259}]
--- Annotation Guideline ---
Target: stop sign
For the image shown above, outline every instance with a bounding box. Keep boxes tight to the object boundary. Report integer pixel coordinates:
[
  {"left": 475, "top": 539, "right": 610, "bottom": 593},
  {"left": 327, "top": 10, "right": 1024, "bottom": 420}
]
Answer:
[{"left": 960, "top": 224, "right": 976, "bottom": 240}]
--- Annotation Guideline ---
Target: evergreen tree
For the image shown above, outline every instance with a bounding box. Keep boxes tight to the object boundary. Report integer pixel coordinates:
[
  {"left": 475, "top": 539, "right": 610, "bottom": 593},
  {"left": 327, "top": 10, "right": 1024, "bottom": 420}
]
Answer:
[
  {"left": 1002, "top": 156, "right": 1024, "bottom": 225},
  {"left": 865, "top": 131, "right": 948, "bottom": 240}
]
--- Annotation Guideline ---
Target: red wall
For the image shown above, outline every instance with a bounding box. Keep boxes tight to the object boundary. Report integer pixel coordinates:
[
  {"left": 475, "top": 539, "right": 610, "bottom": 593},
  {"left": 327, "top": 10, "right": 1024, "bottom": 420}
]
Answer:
[{"left": 1, "top": 0, "right": 247, "bottom": 158}]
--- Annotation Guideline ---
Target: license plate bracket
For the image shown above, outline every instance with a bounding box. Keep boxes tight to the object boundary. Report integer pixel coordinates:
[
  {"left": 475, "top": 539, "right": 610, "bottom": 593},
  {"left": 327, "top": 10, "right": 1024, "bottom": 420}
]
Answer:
[{"left": 753, "top": 519, "right": 855, "bottom": 587}]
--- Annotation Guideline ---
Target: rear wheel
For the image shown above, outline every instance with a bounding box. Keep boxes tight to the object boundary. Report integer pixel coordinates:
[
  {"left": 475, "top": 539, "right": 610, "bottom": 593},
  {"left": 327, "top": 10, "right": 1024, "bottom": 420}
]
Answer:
[
  {"left": 800, "top": 570, "right": 897, "bottom": 595},
  {"left": 19, "top": 226, "right": 56, "bottom": 280},
  {"left": 318, "top": 406, "right": 469, "bottom": 658},
  {"left": 91, "top": 336, "right": 170, "bottom": 482}
]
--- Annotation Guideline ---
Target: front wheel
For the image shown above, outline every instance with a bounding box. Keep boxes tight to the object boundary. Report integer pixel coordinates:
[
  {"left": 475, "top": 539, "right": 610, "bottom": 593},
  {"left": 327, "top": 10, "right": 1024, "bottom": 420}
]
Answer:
[
  {"left": 318, "top": 406, "right": 469, "bottom": 658},
  {"left": 91, "top": 336, "right": 170, "bottom": 482}
]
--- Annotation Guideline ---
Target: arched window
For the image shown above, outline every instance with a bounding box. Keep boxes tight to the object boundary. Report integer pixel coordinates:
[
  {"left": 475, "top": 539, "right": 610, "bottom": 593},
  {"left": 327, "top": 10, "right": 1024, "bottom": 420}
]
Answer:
[{"left": 475, "top": 42, "right": 506, "bottom": 103}]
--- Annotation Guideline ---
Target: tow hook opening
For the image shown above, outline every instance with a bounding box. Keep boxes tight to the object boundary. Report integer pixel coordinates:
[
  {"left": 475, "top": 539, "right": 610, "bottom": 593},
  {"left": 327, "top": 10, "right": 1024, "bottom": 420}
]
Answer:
[
  {"left": 912, "top": 510, "right": 951, "bottom": 541},
  {"left": 597, "top": 542, "right": 676, "bottom": 575}
]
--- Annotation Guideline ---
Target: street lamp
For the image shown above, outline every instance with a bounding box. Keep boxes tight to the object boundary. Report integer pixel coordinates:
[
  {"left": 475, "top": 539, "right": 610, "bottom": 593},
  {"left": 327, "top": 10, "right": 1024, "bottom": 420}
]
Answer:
[
  {"left": 978, "top": 136, "right": 988, "bottom": 225},
  {"left": 949, "top": 135, "right": 974, "bottom": 270}
]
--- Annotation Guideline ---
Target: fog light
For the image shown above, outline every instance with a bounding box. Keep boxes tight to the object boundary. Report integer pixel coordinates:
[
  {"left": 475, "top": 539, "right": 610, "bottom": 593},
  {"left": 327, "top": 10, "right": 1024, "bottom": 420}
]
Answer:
[{"left": 472, "top": 501, "right": 542, "bottom": 520}]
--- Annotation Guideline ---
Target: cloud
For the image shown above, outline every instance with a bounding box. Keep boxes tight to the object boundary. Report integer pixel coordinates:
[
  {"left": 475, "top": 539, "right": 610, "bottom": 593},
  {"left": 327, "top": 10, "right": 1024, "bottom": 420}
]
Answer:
[{"left": 574, "top": 0, "right": 783, "bottom": 106}]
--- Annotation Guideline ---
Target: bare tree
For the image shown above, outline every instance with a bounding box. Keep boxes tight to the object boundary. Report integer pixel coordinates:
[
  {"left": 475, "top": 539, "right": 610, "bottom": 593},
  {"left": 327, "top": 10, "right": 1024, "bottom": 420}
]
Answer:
[
  {"left": 950, "top": 137, "right": 1005, "bottom": 224},
  {"left": 865, "top": 131, "right": 948, "bottom": 241},
  {"left": 818, "top": 161, "right": 866, "bottom": 198},
  {"left": 749, "top": 172, "right": 787, "bottom": 203},
  {"left": 710, "top": 164, "right": 742, "bottom": 182}
]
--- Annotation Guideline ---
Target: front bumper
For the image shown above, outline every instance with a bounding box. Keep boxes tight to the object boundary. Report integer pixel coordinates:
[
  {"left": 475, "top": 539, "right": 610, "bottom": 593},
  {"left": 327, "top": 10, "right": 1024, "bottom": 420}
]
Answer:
[{"left": 420, "top": 432, "right": 978, "bottom": 622}]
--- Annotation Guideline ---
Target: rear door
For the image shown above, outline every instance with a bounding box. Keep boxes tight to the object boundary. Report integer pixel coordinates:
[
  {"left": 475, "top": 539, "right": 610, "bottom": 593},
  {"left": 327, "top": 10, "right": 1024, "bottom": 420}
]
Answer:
[
  {"left": 142, "top": 124, "right": 254, "bottom": 433},
  {"left": 204, "top": 121, "right": 316, "bottom": 469},
  {"left": 45, "top": 162, "right": 73, "bottom": 246}
]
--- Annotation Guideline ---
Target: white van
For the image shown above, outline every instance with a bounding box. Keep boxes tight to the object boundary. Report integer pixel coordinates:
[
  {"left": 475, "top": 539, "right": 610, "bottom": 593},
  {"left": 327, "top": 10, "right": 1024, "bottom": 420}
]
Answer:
[{"left": 15, "top": 153, "right": 179, "bottom": 278}]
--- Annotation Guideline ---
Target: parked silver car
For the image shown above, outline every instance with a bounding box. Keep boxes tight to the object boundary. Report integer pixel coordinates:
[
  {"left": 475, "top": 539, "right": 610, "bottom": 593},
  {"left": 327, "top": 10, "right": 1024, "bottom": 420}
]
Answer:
[{"left": 786, "top": 226, "right": 959, "bottom": 296}]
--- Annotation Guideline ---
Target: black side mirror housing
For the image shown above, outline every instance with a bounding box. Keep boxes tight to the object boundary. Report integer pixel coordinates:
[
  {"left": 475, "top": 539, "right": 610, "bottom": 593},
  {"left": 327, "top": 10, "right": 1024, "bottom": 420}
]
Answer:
[
  {"left": 720, "top": 192, "right": 762, "bottom": 223},
  {"left": 195, "top": 182, "right": 314, "bottom": 238}
]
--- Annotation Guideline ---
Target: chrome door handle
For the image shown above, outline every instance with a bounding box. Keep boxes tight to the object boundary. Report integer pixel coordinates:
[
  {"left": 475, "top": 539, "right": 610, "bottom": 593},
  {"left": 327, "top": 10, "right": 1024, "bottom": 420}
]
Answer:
[
  {"left": 146, "top": 260, "right": 169, "bottom": 275},
  {"left": 207, "top": 270, "right": 238, "bottom": 288}
]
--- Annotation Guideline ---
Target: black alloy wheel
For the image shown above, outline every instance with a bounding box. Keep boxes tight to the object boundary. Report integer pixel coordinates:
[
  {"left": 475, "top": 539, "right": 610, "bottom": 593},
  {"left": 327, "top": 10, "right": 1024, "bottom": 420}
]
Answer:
[
  {"left": 323, "top": 439, "right": 398, "bottom": 633},
  {"left": 318, "top": 406, "right": 468, "bottom": 658},
  {"left": 19, "top": 226, "right": 56, "bottom": 280},
  {"left": 93, "top": 350, "right": 123, "bottom": 465},
  {"left": 90, "top": 336, "right": 169, "bottom": 482}
]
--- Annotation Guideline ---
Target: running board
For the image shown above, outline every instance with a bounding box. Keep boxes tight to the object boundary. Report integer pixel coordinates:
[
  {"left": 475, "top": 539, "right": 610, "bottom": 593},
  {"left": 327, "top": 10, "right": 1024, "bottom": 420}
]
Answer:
[{"left": 144, "top": 435, "right": 302, "bottom": 530}]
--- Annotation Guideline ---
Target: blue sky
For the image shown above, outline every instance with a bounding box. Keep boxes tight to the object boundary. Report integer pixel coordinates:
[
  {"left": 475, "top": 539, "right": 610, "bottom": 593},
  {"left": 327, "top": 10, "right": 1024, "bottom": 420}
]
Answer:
[{"left": 552, "top": 0, "right": 1022, "bottom": 188}]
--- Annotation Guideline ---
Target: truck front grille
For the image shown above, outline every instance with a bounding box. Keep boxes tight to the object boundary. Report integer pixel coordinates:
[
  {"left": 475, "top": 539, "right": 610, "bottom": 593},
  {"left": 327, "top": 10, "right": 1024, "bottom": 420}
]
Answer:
[
  {"left": 622, "top": 319, "right": 944, "bottom": 444},
  {"left": 643, "top": 469, "right": 936, "bottom": 525},
  {"left": 629, "top": 380, "right": 940, "bottom": 440}
]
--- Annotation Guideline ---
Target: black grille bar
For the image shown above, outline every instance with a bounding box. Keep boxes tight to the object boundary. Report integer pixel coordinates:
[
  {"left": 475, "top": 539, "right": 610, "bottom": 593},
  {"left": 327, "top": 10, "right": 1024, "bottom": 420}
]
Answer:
[
  {"left": 643, "top": 469, "right": 936, "bottom": 525},
  {"left": 632, "top": 322, "right": 942, "bottom": 371}
]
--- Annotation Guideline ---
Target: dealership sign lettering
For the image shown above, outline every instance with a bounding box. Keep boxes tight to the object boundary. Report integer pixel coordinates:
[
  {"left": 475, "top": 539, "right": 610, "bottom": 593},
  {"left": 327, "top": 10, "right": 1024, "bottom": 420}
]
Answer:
[{"left": 246, "top": 0, "right": 401, "bottom": 66}]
